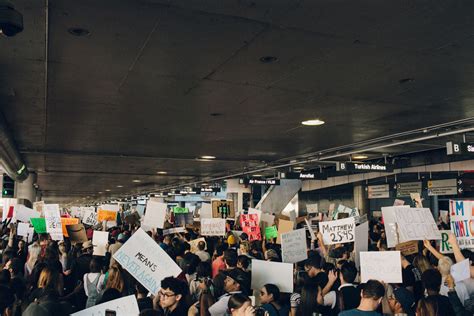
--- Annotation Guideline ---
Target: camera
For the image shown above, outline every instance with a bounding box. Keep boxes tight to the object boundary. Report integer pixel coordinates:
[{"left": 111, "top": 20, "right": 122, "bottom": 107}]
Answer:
[
  {"left": 0, "top": 1, "right": 23, "bottom": 37},
  {"left": 254, "top": 307, "right": 267, "bottom": 316}
]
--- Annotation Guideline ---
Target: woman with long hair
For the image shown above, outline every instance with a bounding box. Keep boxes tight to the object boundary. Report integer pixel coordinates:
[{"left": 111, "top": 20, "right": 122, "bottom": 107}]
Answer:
[
  {"left": 297, "top": 283, "right": 326, "bottom": 316},
  {"left": 259, "top": 283, "right": 290, "bottom": 316},
  {"left": 24, "top": 242, "right": 41, "bottom": 278},
  {"left": 105, "top": 263, "right": 125, "bottom": 294},
  {"left": 228, "top": 293, "right": 255, "bottom": 316}
]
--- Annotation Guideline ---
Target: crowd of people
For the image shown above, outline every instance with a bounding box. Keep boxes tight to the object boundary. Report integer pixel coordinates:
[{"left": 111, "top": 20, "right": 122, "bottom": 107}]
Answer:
[{"left": 0, "top": 207, "right": 473, "bottom": 316}]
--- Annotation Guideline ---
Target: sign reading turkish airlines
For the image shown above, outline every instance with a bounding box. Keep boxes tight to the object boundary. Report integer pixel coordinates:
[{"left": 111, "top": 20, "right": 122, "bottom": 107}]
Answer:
[{"left": 337, "top": 162, "right": 393, "bottom": 172}]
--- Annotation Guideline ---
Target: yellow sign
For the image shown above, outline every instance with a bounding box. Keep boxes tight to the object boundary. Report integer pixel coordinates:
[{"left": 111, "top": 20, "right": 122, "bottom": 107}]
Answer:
[
  {"left": 97, "top": 210, "right": 117, "bottom": 222},
  {"left": 61, "top": 218, "right": 79, "bottom": 237}
]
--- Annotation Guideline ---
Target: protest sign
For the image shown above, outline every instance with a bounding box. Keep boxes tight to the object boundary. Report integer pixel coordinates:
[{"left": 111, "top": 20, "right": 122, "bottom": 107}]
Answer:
[
  {"left": 163, "top": 227, "right": 186, "bottom": 236},
  {"left": 440, "top": 210, "right": 449, "bottom": 224},
  {"left": 449, "top": 200, "right": 474, "bottom": 248},
  {"left": 93, "top": 231, "right": 109, "bottom": 256},
  {"left": 61, "top": 218, "right": 79, "bottom": 237},
  {"left": 360, "top": 251, "right": 402, "bottom": 283},
  {"left": 304, "top": 218, "right": 316, "bottom": 240},
  {"left": 175, "top": 213, "right": 193, "bottom": 226},
  {"left": 143, "top": 199, "right": 167, "bottom": 229},
  {"left": 410, "top": 193, "right": 423, "bottom": 207},
  {"left": 318, "top": 217, "right": 355, "bottom": 245},
  {"left": 265, "top": 226, "right": 278, "bottom": 239},
  {"left": 289, "top": 210, "right": 296, "bottom": 223},
  {"left": 172, "top": 207, "right": 189, "bottom": 214},
  {"left": 395, "top": 240, "right": 419, "bottom": 256},
  {"left": 439, "top": 230, "right": 453, "bottom": 254},
  {"left": 201, "top": 218, "right": 226, "bottom": 236},
  {"left": 393, "top": 199, "right": 405, "bottom": 206},
  {"left": 33, "top": 201, "right": 44, "bottom": 215},
  {"left": 15, "top": 205, "right": 39, "bottom": 223},
  {"left": 189, "top": 237, "right": 206, "bottom": 253},
  {"left": 113, "top": 229, "right": 182, "bottom": 295},
  {"left": 306, "top": 203, "right": 318, "bottom": 214},
  {"left": 30, "top": 218, "right": 46, "bottom": 233},
  {"left": 251, "top": 260, "right": 293, "bottom": 293},
  {"left": 248, "top": 208, "right": 262, "bottom": 223},
  {"left": 44, "top": 204, "right": 63, "bottom": 241},
  {"left": 281, "top": 228, "right": 308, "bottom": 263},
  {"left": 395, "top": 207, "right": 441, "bottom": 243},
  {"left": 1, "top": 198, "right": 17, "bottom": 222},
  {"left": 97, "top": 209, "right": 118, "bottom": 222},
  {"left": 240, "top": 213, "right": 261, "bottom": 241},
  {"left": 276, "top": 219, "right": 294, "bottom": 244},
  {"left": 451, "top": 259, "right": 471, "bottom": 283},
  {"left": 200, "top": 203, "right": 213, "bottom": 219},
  {"left": 212, "top": 199, "right": 235, "bottom": 219},
  {"left": 381, "top": 206, "right": 409, "bottom": 248},
  {"left": 354, "top": 221, "right": 369, "bottom": 269},
  {"left": 71, "top": 294, "right": 139, "bottom": 316},
  {"left": 17, "top": 222, "right": 30, "bottom": 237},
  {"left": 83, "top": 208, "right": 98, "bottom": 226},
  {"left": 66, "top": 224, "right": 88, "bottom": 243}
]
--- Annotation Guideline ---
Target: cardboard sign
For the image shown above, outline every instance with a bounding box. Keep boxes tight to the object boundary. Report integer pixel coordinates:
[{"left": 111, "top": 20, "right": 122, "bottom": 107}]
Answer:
[
  {"left": 439, "top": 230, "right": 453, "bottom": 254},
  {"left": 113, "top": 229, "right": 182, "bottom": 295},
  {"left": 281, "top": 228, "right": 308, "bottom": 263},
  {"left": 265, "top": 226, "right": 278, "bottom": 239},
  {"left": 354, "top": 221, "right": 369, "bottom": 269},
  {"left": 189, "top": 237, "right": 206, "bottom": 253},
  {"left": 395, "top": 240, "right": 419, "bottom": 256},
  {"left": 395, "top": 207, "right": 441, "bottom": 243},
  {"left": 97, "top": 209, "right": 118, "bottom": 222},
  {"left": 451, "top": 259, "right": 471, "bottom": 283},
  {"left": 276, "top": 219, "right": 294, "bottom": 244},
  {"left": 93, "top": 231, "right": 109, "bottom": 256},
  {"left": 30, "top": 218, "right": 46, "bottom": 233},
  {"left": 251, "top": 259, "right": 293, "bottom": 293},
  {"left": 162, "top": 227, "right": 186, "bottom": 236},
  {"left": 82, "top": 208, "right": 98, "bottom": 226},
  {"left": 15, "top": 205, "right": 39, "bottom": 223},
  {"left": 240, "top": 213, "right": 261, "bottom": 241},
  {"left": 200, "top": 203, "right": 213, "bottom": 219},
  {"left": 212, "top": 199, "right": 235, "bottom": 219},
  {"left": 61, "top": 218, "right": 79, "bottom": 237},
  {"left": 44, "top": 204, "right": 63, "bottom": 241},
  {"left": 449, "top": 200, "right": 474, "bottom": 248},
  {"left": 172, "top": 207, "right": 189, "bottom": 214},
  {"left": 318, "top": 217, "right": 355, "bottom": 245},
  {"left": 143, "top": 199, "right": 167, "bottom": 229},
  {"left": 71, "top": 294, "right": 139, "bottom": 316},
  {"left": 360, "top": 251, "right": 402, "bottom": 283},
  {"left": 66, "top": 224, "right": 88, "bottom": 243},
  {"left": 201, "top": 218, "right": 226, "bottom": 236},
  {"left": 306, "top": 203, "right": 318, "bottom": 214}
]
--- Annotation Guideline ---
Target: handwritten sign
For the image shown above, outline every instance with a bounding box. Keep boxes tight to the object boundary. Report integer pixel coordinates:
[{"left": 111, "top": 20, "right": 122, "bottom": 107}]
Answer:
[
  {"left": 71, "top": 294, "right": 139, "bottom": 316},
  {"left": 276, "top": 219, "right": 294, "bottom": 244},
  {"left": 144, "top": 199, "right": 167, "bottom": 229},
  {"left": 306, "top": 203, "right": 318, "bottom": 214},
  {"left": 251, "top": 260, "right": 293, "bottom": 293},
  {"left": 449, "top": 200, "right": 474, "bottom": 248},
  {"left": 15, "top": 205, "right": 39, "bottom": 223},
  {"left": 162, "top": 227, "right": 186, "bottom": 236},
  {"left": 113, "top": 229, "right": 182, "bottom": 295},
  {"left": 189, "top": 237, "right": 206, "bottom": 253},
  {"left": 439, "top": 230, "right": 453, "bottom": 254},
  {"left": 61, "top": 218, "right": 79, "bottom": 237},
  {"left": 97, "top": 209, "right": 118, "bottom": 222},
  {"left": 82, "top": 208, "right": 98, "bottom": 226},
  {"left": 44, "top": 204, "right": 63, "bottom": 241},
  {"left": 395, "top": 240, "right": 419, "bottom": 256},
  {"left": 201, "top": 218, "right": 226, "bottom": 236},
  {"left": 395, "top": 207, "right": 440, "bottom": 243},
  {"left": 281, "top": 228, "right": 308, "bottom": 263},
  {"left": 212, "top": 199, "right": 235, "bottom": 219},
  {"left": 30, "top": 218, "right": 46, "bottom": 233},
  {"left": 172, "top": 207, "right": 189, "bottom": 214},
  {"left": 93, "top": 231, "right": 109, "bottom": 256},
  {"left": 33, "top": 201, "right": 44, "bottom": 215},
  {"left": 360, "top": 251, "right": 402, "bottom": 283},
  {"left": 265, "top": 226, "right": 278, "bottom": 239},
  {"left": 240, "top": 214, "right": 261, "bottom": 241},
  {"left": 318, "top": 217, "right": 355, "bottom": 245}
]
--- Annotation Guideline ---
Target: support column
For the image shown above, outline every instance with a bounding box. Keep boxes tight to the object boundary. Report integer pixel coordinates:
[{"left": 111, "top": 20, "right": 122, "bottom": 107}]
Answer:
[
  {"left": 353, "top": 184, "right": 369, "bottom": 215},
  {"left": 15, "top": 173, "right": 37, "bottom": 207},
  {"left": 431, "top": 195, "right": 439, "bottom": 220},
  {"left": 256, "top": 179, "right": 302, "bottom": 214}
]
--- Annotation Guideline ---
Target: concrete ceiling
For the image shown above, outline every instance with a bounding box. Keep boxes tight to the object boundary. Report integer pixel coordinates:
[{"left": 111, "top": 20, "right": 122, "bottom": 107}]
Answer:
[{"left": 2, "top": 0, "right": 474, "bottom": 203}]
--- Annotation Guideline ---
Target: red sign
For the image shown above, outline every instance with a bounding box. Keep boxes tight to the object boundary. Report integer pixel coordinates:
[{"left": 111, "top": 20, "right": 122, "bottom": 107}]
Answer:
[{"left": 240, "top": 213, "right": 261, "bottom": 241}]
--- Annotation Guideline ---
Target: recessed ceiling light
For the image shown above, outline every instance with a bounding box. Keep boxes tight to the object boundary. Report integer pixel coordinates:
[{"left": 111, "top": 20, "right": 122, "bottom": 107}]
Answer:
[
  {"left": 301, "top": 119, "right": 325, "bottom": 126},
  {"left": 105, "top": 189, "right": 111, "bottom": 192},
  {"left": 116, "top": 185, "right": 123, "bottom": 188},
  {"left": 132, "top": 179, "right": 141, "bottom": 183},
  {"left": 98, "top": 191, "right": 103, "bottom": 194},
  {"left": 157, "top": 171, "right": 167, "bottom": 174},
  {"left": 68, "top": 27, "right": 90, "bottom": 37},
  {"left": 293, "top": 166, "right": 305, "bottom": 170},
  {"left": 352, "top": 154, "right": 368, "bottom": 159},
  {"left": 259, "top": 56, "right": 278, "bottom": 63},
  {"left": 252, "top": 174, "right": 263, "bottom": 177},
  {"left": 200, "top": 155, "right": 216, "bottom": 160}
]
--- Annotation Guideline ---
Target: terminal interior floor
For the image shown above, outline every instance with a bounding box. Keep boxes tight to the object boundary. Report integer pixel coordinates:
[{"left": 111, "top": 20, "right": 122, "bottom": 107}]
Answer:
[{"left": 2, "top": 0, "right": 474, "bottom": 203}]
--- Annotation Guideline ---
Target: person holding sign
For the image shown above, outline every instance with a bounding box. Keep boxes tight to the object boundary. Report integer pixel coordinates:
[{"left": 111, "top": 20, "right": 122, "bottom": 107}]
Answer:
[{"left": 339, "top": 280, "right": 385, "bottom": 316}]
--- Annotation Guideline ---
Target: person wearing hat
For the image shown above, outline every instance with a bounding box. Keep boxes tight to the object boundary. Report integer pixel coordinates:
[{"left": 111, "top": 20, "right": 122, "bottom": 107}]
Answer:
[
  {"left": 208, "top": 268, "right": 250, "bottom": 316},
  {"left": 388, "top": 287, "right": 416, "bottom": 316},
  {"left": 107, "top": 233, "right": 125, "bottom": 268}
]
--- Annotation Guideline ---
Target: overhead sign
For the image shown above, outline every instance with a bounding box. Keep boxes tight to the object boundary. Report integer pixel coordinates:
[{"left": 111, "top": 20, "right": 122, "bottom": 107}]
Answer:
[
  {"left": 318, "top": 217, "right": 355, "bottom": 245},
  {"left": 446, "top": 141, "right": 474, "bottom": 155},
  {"left": 367, "top": 184, "right": 390, "bottom": 199},
  {"left": 113, "top": 229, "right": 182, "bottom": 295},
  {"left": 337, "top": 162, "right": 393, "bottom": 172},
  {"left": 396, "top": 182, "right": 422, "bottom": 197},
  {"left": 283, "top": 171, "right": 327, "bottom": 180},
  {"left": 449, "top": 200, "right": 474, "bottom": 248},
  {"left": 240, "top": 178, "right": 280, "bottom": 185},
  {"left": 427, "top": 179, "right": 458, "bottom": 196}
]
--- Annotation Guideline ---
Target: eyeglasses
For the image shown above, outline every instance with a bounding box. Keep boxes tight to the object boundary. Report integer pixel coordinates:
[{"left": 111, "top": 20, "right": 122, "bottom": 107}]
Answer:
[{"left": 159, "top": 290, "right": 176, "bottom": 298}]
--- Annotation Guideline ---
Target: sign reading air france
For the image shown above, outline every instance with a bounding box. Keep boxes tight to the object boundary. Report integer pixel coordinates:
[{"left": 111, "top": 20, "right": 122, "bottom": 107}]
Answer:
[{"left": 337, "top": 162, "right": 393, "bottom": 172}]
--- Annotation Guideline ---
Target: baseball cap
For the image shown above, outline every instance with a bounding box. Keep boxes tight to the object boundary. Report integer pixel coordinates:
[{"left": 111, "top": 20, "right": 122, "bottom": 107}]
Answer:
[
  {"left": 393, "top": 287, "right": 415, "bottom": 316},
  {"left": 223, "top": 268, "right": 250, "bottom": 294}
]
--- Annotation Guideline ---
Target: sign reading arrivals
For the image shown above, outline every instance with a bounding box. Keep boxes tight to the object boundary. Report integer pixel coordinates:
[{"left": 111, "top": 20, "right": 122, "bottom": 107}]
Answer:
[{"left": 337, "top": 162, "right": 393, "bottom": 172}]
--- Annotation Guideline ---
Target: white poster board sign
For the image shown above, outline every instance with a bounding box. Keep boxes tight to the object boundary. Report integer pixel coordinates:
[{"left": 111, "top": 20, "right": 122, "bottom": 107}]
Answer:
[
  {"left": 17, "top": 222, "right": 31, "bottom": 237},
  {"left": 451, "top": 259, "right": 471, "bottom": 283},
  {"left": 248, "top": 208, "right": 262, "bottom": 223},
  {"left": 395, "top": 207, "right": 441, "bottom": 242},
  {"left": 449, "top": 200, "right": 474, "bottom": 248},
  {"left": 163, "top": 227, "right": 186, "bottom": 236},
  {"left": 354, "top": 221, "right": 369, "bottom": 269},
  {"left": 143, "top": 199, "right": 167, "bottom": 229},
  {"left": 113, "top": 229, "right": 182, "bottom": 295},
  {"left": 201, "top": 218, "right": 226, "bottom": 236},
  {"left": 260, "top": 213, "right": 275, "bottom": 226},
  {"left": 251, "top": 259, "right": 293, "bottom": 293},
  {"left": 82, "top": 208, "right": 98, "bottom": 226},
  {"left": 381, "top": 206, "right": 409, "bottom": 248},
  {"left": 15, "top": 205, "right": 39, "bottom": 223},
  {"left": 200, "top": 203, "right": 213, "bottom": 219},
  {"left": 306, "top": 203, "right": 318, "bottom": 214},
  {"left": 189, "top": 237, "right": 207, "bottom": 253},
  {"left": 360, "top": 251, "right": 402, "bottom": 283},
  {"left": 92, "top": 231, "right": 109, "bottom": 256},
  {"left": 439, "top": 230, "right": 453, "bottom": 254},
  {"left": 44, "top": 204, "right": 63, "bottom": 241},
  {"left": 305, "top": 218, "right": 316, "bottom": 240},
  {"left": 318, "top": 217, "right": 355, "bottom": 245},
  {"left": 71, "top": 295, "right": 139, "bottom": 316},
  {"left": 281, "top": 228, "right": 308, "bottom": 263}
]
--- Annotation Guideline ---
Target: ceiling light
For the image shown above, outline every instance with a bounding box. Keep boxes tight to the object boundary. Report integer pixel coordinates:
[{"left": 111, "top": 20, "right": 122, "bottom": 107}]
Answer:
[
  {"left": 98, "top": 191, "right": 103, "bottom": 194},
  {"left": 157, "top": 171, "right": 167, "bottom": 174},
  {"left": 352, "top": 154, "right": 368, "bottom": 159},
  {"left": 116, "top": 185, "right": 123, "bottom": 188},
  {"left": 301, "top": 119, "right": 325, "bottom": 126},
  {"left": 252, "top": 174, "right": 263, "bottom": 177},
  {"left": 105, "top": 189, "right": 111, "bottom": 192},
  {"left": 132, "top": 179, "right": 141, "bottom": 183},
  {"left": 200, "top": 155, "right": 216, "bottom": 160},
  {"left": 293, "top": 166, "right": 305, "bottom": 170}
]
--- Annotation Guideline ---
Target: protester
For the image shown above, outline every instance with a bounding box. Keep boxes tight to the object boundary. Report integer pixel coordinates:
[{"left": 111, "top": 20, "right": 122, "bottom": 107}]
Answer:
[
  {"left": 339, "top": 280, "right": 385, "bottom": 316},
  {"left": 258, "top": 283, "right": 290, "bottom": 316}
]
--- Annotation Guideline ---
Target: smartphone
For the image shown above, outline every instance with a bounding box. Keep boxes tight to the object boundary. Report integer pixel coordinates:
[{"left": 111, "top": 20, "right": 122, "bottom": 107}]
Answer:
[{"left": 105, "top": 309, "right": 116, "bottom": 316}]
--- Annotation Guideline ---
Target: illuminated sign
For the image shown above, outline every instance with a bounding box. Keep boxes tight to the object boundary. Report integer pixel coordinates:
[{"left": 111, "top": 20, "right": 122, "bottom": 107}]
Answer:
[{"left": 337, "top": 162, "right": 393, "bottom": 172}]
